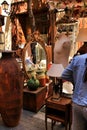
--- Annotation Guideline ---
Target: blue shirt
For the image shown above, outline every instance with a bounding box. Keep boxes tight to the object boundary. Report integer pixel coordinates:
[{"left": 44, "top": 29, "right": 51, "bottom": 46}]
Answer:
[{"left": 62, "top": 54, "right": 87, "bottom": 106}]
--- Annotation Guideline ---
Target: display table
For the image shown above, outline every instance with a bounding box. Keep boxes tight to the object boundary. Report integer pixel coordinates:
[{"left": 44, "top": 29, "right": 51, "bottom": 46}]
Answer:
[
  {"left": 23, "top": 81, "right": 53, "bottom": 112},
  {"left": 45, "top": 96, "right": 72, "bottom": 130}
]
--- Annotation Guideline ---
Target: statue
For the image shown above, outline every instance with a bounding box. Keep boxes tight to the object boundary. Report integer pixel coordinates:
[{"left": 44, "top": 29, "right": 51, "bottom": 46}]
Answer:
[{"left": 54, "top": 33, "right": 71, "bottom": 68}]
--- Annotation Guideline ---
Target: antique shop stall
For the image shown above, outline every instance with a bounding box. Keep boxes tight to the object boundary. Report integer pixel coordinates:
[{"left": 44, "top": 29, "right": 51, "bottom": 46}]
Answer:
[{"left": 10, "top": 0, "right": 87, "bottom": 113}]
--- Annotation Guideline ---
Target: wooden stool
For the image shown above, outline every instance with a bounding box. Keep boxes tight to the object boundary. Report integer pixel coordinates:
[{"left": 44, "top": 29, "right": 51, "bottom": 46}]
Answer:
[{"left": 45, "top": 96, "right": 72, "bottom": 130}]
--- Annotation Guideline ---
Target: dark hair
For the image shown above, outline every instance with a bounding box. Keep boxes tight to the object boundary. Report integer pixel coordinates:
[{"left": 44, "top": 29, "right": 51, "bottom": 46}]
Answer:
[
  {"left": 76, "top": 43, "right": 87, "bottom": 55},
  {"left": 83, "top": 58, "right": 87, "bottom": 82}
]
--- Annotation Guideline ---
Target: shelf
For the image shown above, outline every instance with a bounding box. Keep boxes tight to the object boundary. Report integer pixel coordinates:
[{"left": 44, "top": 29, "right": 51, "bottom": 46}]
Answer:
[
  {"left": 46, "top": 108, "right": 65, "bottom": 121},
  {"left": 47, "top": 115, "right": 65, "bottom": 123}
]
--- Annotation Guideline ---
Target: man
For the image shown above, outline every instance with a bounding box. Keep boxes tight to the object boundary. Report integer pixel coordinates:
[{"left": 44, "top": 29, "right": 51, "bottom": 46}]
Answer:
[{"left": 62, "top": 53, "right": 87, "bottom": 130}]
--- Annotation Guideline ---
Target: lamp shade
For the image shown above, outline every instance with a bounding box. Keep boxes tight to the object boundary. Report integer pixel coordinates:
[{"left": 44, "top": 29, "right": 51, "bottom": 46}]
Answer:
[
  {"left": 1, "top": 1, "right": 9, "bottom": 11},
  {"left": 76, "top": 28, "right": 87, "bottom": 42},
  {"left": 47, "top": 63, "right": 64, "bottom": 78}
]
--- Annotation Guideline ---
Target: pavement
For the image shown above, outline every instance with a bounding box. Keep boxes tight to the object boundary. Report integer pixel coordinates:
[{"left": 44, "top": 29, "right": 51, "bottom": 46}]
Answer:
[{"left": 0, "top": 107, "right": 66, "bottom": 130}]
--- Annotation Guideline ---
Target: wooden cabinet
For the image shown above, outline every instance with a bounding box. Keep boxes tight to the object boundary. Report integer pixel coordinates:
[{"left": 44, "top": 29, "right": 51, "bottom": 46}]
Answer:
[
  {"left": 45, "top": 96, "right": 72, "bottom": 130},
  {"left": 23, "top": 86, "right": 47, "bottom": 112},
  {"left": 23, "top": 80, "right": 53, "bottom": 112}
]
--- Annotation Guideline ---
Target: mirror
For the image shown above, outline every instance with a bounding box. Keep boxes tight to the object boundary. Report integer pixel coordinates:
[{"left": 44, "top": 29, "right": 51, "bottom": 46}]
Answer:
[{"left": 22, "top": 31, "right": 48, "bottom": 79}]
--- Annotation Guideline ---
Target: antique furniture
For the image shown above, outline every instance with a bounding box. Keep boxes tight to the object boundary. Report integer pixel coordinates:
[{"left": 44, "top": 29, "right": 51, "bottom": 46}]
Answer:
[
  {"left": 22, "top": 31, "right": 48, "bottom": 79},
  {"left": 23, "top": 86, "right": 47, "bottom": 112},
  {"left": 45, "top": 96, "right": 72, "bottom": 130},
  {"left": 23, "top": 80, "right": 53, "bottom": 112},
  {"left": 46, "top": 64, "right": 72, "bottom": 130}
]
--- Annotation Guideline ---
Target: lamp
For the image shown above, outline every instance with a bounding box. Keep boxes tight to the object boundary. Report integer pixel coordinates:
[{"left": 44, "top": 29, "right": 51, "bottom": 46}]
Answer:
[
  {"left": 1, "top": 1, "right": 9, "bottom": 12},
  {"left": 47, "top": 63, "right": 64, "bottom": 100},
  {"left": 76, "top": 28, "right": 87, "bottom": 42},
  {"left": 1, "top": 1, "right": 15, "bottom": 23}
]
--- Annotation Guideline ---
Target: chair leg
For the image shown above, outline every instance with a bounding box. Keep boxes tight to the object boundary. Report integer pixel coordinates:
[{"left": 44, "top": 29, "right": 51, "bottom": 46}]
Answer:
[
  {"left": 51, "top": 120, "right": 56, "bottom": 130},
  {"left": 51, "top": 120, "right": 53, "bottom": 130},
  {"left": 69, "top": 122, "right": 72, "bottom": 130},
  {"left": 69, "top": 105, "right": 72, "bottom": 130},
  {"left": 65, "top": 124, "right": 67, "bottom": 130},
  {"left": 45, "top": 116, "right": 47, "bottom": 130}
]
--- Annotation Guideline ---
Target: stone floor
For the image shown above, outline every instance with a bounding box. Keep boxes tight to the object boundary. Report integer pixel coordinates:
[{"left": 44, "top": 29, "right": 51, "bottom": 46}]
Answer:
[{"left": 0, "top": 106, "right": 66, "bottom": 130}]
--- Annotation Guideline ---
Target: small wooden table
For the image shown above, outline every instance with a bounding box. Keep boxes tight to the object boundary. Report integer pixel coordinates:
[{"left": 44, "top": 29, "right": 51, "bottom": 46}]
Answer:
[{"left": 45, "top": 96, "right": 72, "bottom": 130}]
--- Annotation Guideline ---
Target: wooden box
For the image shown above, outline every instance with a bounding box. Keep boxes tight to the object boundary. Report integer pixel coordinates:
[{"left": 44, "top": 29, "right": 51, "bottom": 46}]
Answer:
[{"left": 23, "top": 86, "right": 47, "bottom": 112}]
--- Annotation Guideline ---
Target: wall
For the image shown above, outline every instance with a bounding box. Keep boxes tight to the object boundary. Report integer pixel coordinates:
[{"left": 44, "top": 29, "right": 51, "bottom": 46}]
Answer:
[{"left": 4, "top": 16, "right": 12, "bottom": 50}]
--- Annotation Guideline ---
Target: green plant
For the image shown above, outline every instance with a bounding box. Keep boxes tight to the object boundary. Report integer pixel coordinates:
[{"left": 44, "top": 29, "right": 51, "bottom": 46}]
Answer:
[{"left": 27, "top": 76, "right": 40, "bottom": 91}]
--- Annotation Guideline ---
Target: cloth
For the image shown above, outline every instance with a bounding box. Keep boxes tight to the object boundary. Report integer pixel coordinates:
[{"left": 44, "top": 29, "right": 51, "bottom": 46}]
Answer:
[
  {"left": 62, "top": 81, "right": 73, "bottom": 94},
  {"left": 62, "top": 54, "right": 87, "bottom": 106}
]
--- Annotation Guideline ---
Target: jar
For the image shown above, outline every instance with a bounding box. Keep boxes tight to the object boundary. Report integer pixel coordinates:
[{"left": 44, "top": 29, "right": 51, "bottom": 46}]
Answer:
[
  {"left": 36, "top": 69, "right": 46, "bottom": 87},
  {"left": 0, "top": 51, "right": 24, "bottom": 127}
]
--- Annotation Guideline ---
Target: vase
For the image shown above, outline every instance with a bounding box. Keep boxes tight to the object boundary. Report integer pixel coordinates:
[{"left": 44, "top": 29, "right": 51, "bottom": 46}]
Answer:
[
  {"left": 0, "top": 51, "right": 24, "bottom": 127},
  {"left": 36, "top": 70, "right": 46, "bottom": 87}
]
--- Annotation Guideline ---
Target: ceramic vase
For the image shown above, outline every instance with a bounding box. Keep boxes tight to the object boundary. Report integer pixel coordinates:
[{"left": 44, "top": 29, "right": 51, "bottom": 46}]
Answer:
[{"left": 0, "top": 51, "right": 24, "bottom": 127}]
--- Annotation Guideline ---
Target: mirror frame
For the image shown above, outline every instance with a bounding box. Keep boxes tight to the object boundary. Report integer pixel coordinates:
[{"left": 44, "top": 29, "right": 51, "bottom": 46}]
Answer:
[{"left": 22, "top": 31, "right": 48, "bottom": 79}]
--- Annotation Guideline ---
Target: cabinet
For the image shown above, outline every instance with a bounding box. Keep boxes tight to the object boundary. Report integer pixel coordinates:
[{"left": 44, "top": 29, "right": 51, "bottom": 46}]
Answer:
[
  {"left": 45, "top": 96, "right": 72, "bottom": 130},
  {"left": 23, "top": 86, "right": 47, "bottom": 112},
  {"left": 23, "top": 81, "right": 53, "bottom": 112}
]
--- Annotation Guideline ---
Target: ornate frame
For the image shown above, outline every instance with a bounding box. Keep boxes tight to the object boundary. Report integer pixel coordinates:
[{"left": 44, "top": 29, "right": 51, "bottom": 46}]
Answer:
[{"left": 22, "top": 31, "right": 48, "bottom": 79}]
